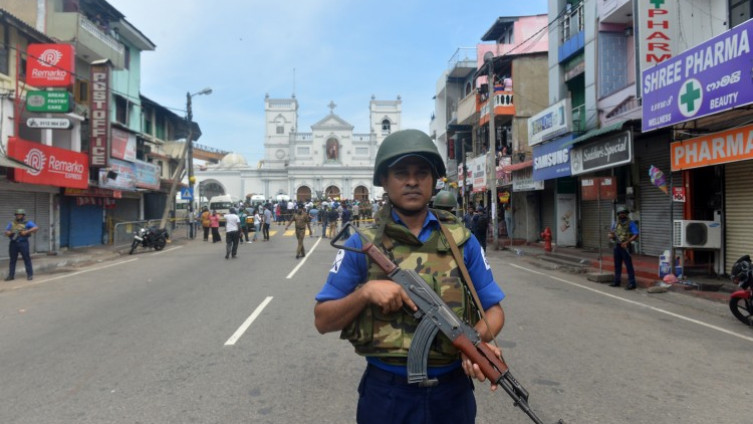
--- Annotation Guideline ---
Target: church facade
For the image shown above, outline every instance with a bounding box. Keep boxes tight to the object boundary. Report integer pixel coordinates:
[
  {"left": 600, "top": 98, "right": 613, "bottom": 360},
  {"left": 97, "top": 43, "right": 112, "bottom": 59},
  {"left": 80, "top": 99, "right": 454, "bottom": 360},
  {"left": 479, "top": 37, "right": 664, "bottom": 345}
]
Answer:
[{"left": 195, "top": 94, "right": 402, "bottom": 203}]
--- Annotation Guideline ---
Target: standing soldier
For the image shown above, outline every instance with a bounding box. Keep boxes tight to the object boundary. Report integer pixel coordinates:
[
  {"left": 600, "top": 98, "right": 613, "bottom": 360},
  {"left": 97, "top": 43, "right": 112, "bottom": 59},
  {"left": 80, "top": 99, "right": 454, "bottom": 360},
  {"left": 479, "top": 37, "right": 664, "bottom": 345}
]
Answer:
[
  {"left": 314, "top": 129, "right": 505, "bottom": 424},
  {"left": 4, "top": 209, "right": 39, "bottom": 281},
  {"left": 285, "top": 206, "right": 310, "bottom": 259}
]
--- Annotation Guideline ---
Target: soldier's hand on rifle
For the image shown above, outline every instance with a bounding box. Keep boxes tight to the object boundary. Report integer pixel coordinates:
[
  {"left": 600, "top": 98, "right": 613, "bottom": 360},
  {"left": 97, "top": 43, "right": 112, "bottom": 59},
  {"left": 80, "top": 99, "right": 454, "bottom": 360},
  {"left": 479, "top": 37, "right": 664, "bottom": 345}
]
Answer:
[
  {"left": 461, "top": 342, "right": 502, "bottom": 391},
  {"left": 363, "top": 280, "right": 418, "bottom": 314}
]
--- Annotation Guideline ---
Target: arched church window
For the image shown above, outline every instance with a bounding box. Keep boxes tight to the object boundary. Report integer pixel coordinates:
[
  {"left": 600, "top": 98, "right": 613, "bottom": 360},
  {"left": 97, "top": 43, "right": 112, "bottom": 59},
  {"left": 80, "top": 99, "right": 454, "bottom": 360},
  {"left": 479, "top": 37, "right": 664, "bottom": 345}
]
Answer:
[{"left": 381, "top": 119, "right": 391, "bottom": 134}]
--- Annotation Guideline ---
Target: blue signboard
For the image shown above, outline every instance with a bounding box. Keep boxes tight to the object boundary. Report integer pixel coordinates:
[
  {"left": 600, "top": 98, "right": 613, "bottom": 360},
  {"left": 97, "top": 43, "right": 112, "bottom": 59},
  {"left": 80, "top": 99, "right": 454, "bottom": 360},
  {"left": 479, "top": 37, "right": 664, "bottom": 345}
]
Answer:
[
  {"left": 180, "top": 187, "right": 194, "bottom": 200},
  {"left": 532, "top": 134, "right": 574, "bottom": 181},
  {"left": 642, "top": 18, "right": 753, "bottom": 132}
]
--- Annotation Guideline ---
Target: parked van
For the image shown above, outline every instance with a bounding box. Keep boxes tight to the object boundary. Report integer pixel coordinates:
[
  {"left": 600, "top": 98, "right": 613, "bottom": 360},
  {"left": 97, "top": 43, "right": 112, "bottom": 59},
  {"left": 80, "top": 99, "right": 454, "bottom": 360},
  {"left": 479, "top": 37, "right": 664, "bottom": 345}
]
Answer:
[
  {"left": 209, "top": 194, "right": 239, "bottom": 225},
  {"left": 175, "top": 196, "right": 190, "bottom": 220}
]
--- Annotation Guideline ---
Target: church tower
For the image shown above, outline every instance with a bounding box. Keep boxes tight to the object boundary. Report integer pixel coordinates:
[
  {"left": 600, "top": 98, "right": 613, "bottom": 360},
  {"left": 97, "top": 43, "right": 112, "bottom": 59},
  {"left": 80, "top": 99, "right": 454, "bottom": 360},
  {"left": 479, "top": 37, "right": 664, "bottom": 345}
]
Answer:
[
  {"left": 264, "top": 94, "right": 299, "bottom": 169},
  {"left": 369, "top": 95, "right": 402, "bottom": 146}
]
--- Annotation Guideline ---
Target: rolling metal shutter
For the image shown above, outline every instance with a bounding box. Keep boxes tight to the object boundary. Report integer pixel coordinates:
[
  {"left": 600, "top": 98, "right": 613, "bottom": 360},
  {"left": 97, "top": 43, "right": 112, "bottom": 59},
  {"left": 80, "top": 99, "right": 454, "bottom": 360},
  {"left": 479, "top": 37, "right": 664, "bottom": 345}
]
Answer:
[
  {"left": 0, "top": 190, "right": 51, "bottom": 257},
  {"left": 580, "top": 198, "right": 613, "bottom": 251},
  {"left": 541, "top": 180, "right": 556, "bottom": 242},
  {"left": 636, "top": 139, "right": 681, "bottom": 256},
  {"left": 724, "top": 161, "right": 753, "bottom": 274}
]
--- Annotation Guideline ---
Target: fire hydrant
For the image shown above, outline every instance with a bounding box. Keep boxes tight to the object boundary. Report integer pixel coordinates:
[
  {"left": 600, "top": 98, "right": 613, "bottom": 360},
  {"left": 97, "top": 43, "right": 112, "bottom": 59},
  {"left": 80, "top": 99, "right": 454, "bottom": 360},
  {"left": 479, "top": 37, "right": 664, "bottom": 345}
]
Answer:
[{"left": 540, "top": 226, "right": 552, "bottom": 252}]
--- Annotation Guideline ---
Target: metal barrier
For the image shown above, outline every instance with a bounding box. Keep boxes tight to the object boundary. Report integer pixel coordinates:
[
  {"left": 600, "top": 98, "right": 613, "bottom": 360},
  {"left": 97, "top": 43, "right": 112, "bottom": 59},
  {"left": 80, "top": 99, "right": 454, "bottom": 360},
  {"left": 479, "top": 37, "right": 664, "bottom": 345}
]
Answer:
[{"left": 112, "top": 218, "right": 191, "bottom": 248}]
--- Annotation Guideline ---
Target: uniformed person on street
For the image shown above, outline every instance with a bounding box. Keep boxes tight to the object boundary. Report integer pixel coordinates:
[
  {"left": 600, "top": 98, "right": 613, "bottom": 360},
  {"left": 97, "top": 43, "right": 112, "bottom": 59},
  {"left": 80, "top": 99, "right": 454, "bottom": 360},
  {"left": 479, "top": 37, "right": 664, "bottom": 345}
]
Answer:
[
  {"left": 314, "top": 129, "right": 506, "bottom": 424},
  {"left": 285, "top": 205, "right": 310, "bottom": 259},
  {"left": 4, "top": 209, "right": 39, "bottom": 281},
  {"left": 432, "top": 190, "right": 458, "bottom": 213}
]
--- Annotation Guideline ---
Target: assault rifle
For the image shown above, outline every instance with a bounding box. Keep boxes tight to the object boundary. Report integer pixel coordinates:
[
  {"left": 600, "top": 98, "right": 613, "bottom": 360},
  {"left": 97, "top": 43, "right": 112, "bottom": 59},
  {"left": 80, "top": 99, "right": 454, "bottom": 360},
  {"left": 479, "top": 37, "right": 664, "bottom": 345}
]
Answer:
[{"left": 331, "top": 223, "right": 563, "bottom": 424}]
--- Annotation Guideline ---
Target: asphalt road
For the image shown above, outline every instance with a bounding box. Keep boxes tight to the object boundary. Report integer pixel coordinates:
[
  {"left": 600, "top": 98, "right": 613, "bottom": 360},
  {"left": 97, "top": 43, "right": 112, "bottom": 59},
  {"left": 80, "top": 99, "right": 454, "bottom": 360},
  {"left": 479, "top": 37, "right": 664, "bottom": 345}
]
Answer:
[{"left": 1, "top": 225, "right": 751, "bottom": 424}]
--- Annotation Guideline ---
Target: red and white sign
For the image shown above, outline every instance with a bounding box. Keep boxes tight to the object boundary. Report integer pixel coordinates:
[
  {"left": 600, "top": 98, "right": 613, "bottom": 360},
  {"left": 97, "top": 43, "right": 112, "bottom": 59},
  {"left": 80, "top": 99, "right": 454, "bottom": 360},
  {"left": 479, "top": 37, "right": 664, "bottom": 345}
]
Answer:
[
  {"left": 26, "top": 44, "right": 75, "bottom": 87},
  {"left": 111, "top": 128, "right": 137, "bottom": 161},
  {"left": 90, "top": 62, "right": 111, "bottom": 167},
  {"left": 638, "top": 0, "right": 678, "bottom": 78},
  {"left": 7, "top": 137, "right": 89, "bottom": 189}
]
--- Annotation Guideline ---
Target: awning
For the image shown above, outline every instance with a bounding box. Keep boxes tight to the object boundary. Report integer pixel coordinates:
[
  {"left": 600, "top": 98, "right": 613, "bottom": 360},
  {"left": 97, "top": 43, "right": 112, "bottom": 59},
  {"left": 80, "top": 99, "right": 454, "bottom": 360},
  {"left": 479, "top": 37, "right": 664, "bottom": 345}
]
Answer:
[
  {"left": 0, "top": 153, "right": 37, "bottom": 172},
  {"left": 566, "top": 119, "right": 630, "bottom": 146},
  {"left": 501, "top": 159, "right": 533, "bottom": 173}
]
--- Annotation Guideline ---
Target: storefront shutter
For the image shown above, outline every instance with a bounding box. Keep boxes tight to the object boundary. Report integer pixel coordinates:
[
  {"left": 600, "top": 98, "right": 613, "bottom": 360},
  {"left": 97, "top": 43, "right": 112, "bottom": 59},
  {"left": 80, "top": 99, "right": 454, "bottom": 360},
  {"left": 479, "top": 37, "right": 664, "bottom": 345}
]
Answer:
[
  {"left": 580, "top": 199, "right": 612, "bottom": 251},
  {"left": 724, "top": 161, "right": 753, "bottom": 274},
  {"left": 636, "top": 138, "right": 681, "bottom": 256}
]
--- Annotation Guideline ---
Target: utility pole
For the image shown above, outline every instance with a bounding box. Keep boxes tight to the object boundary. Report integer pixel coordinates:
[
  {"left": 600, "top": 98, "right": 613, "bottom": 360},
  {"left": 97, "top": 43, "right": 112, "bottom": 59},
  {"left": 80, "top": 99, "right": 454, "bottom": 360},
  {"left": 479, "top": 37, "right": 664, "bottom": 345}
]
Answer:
[{"left": 485, "top": 52, "right": 499, "bottom": 250}]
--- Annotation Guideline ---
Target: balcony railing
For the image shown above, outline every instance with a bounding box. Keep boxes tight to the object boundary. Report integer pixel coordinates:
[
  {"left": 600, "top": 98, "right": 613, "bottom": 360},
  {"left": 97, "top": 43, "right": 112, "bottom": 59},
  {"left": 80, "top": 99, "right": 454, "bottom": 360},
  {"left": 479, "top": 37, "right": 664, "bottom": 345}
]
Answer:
[
  {"left": 79, "top": 16, "right": 124, "bottom": 55},
  {"left": 457, "top": 90, "right": 479, "bottom": 125},
  {"left": 561, "top": 1, "right": 585, "bottom": 43}
]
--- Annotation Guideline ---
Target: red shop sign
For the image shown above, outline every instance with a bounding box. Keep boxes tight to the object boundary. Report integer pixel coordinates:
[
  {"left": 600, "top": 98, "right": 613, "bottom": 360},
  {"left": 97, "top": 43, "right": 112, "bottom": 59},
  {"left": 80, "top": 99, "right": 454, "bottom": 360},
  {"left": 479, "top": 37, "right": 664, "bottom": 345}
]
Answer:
[
  {"left": 7, "top": 137, "right": 89, "bottom": 189},
  {"left": 26, "top": 44, "right": 75, "bottom": 87}
]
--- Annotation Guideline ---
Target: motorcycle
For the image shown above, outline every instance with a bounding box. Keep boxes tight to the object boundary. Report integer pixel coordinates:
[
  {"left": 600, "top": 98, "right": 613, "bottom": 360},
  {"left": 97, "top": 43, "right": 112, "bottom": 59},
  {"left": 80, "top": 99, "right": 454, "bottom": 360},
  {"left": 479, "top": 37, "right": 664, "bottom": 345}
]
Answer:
[
  {"left": 729, "top": 255, "right": 753, "bottom": 326},
  {"left": 129, "top": 226, "right": 169, "bottom": 255}
]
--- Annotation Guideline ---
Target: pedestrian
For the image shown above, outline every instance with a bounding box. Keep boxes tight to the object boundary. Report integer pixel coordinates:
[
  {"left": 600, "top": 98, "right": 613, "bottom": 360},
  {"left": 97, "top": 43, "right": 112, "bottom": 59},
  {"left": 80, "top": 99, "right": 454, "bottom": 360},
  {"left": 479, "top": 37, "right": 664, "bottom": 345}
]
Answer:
[
  {"left": 200, "top": 206, "right": 211, "bottom": 241},
  {"left": 432, "top": 190, "right": 457, "bottom": 213},
  {"left": 285, "top": 207, "right": 310, "bottom": 259},
  {"left": 327, "top": 206, "right": 339, "bottom": 238},
  {"left": 308, "top": 204, "right": 318, "bottom": 237},
  {"left": 4, "top": 209, "right": 39, "bottom": 281},
  {"left": 608, "top": 206, "right": 639, "bottom": 290},
  {"left": 314, "top": 129, "right": 505, "bottom": 424},
  {"left": 224, "top": 208, "right": 241, "bottom": 259},
  {"left": 352, "top": 202, "right": 360, "bottom": 227},
  {"left": 472, "top": 206, "right": 489, "bottom": 252},
  {"left": 340, "top": 204, "right": 352, "bottom": 238},
  {"left": 263, "top": 206, "right": 273, "bottom": 241},
  {"left": 210, "top": 210, "right": 221, "bottom": 243},
  {"left": 321, "top": 206, "right": 330, "bottom": 238},
  {"left": 238, "top": 207, "right": 250, "bottom": 243},
  {"left": 252, "top": 208, "right": 262, "bottom": 242}
]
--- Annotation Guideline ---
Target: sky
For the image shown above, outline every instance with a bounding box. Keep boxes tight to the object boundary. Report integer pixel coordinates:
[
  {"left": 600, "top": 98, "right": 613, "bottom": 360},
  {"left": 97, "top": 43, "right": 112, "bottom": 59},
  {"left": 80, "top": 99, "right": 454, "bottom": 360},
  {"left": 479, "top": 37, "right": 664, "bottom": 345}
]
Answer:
[{"left": 108, "top": 0, "right": 549, "bottom": 166}]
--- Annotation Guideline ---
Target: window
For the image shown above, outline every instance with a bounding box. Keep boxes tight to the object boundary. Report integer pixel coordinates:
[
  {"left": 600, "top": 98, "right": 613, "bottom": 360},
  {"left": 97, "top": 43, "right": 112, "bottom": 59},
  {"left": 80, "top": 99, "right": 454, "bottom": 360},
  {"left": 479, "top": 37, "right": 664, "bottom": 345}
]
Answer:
[
  {"left": 0, "top": 26, "right": 8, "bottom": 76},
  {"left": 124, "top": 46, "right": 130, "bottom": 70},
  {"left": 115, "top": 96, "right": 128, "bottom": 124},
  {"left": 381, "top": 119, "right": 391, "bottom": 134},
  {"left": 730, "top": 0, "right": 752, "bottom": 28},
  {"left": 75, "top": 79, "right": 89, "bottom": 103},
  {"left": 276, "top": 125, "right": 284, "bottom": 134}
]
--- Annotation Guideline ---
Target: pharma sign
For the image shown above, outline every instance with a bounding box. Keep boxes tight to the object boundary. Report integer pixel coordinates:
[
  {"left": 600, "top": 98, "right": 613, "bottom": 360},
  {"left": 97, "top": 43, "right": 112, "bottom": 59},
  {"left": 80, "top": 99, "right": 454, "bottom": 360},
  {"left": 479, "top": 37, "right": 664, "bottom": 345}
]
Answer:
[
  {"left": 527, "top": 99, "right": 572, "bottom": 146},
  {"left": 637, "top": 0, "right": 679, "bottom": 75},
  {"left": 642, "top": 18, "right": 753, "bottom": 132},
  {"left": 532, "top": 135, "right": 573, "bottom": 181},
  {"left": 670, "top": 123, "right": 753, "bottom": 171},
  {"left": 6, "top": 137, "right": 89, "bottom": 189}
]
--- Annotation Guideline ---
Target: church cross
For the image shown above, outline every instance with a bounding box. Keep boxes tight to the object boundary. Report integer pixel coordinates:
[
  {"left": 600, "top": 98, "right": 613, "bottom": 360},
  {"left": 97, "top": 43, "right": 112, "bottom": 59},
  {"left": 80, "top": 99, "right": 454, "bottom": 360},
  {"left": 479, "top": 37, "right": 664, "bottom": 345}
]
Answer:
[{"left": 328, "top": 100, "right": 337, "bottom": 114}]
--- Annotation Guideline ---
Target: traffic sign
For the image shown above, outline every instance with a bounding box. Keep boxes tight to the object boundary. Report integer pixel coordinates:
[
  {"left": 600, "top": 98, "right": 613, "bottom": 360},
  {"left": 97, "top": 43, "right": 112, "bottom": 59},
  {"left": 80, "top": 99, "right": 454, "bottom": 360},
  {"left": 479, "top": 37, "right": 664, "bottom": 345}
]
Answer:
[
  {"left": 26, "top": 117, "right": 72, "bottom": 129},
  {"left": 26, "top": 90, "right": 73, "bottom": 113},
  {"left": 180, "top": 187, "right": 193, "bottom": 200}
]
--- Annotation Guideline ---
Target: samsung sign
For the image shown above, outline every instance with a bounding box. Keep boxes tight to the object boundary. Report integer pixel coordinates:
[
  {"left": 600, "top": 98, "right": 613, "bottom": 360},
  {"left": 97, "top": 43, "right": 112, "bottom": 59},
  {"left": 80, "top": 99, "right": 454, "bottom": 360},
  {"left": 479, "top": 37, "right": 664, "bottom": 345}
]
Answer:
[{"left": 532, "top": 135, "right": 574, "bottom": 181}]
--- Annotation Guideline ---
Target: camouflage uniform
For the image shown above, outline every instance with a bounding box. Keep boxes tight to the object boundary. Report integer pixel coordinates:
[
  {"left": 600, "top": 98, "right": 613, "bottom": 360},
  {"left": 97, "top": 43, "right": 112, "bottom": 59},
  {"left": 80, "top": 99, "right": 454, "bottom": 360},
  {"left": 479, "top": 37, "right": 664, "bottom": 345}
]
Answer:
[
  {"left": 290, "top": 212, "right": 310, "bottom": 258},
  {"left": 341, "top": 207, "right": 479, "bottom": 365}
]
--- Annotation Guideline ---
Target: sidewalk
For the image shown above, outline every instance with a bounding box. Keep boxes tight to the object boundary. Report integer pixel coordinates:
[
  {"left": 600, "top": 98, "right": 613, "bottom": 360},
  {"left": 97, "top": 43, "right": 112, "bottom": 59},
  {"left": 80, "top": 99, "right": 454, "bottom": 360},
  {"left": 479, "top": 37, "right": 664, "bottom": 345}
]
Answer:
[{"left": 494, "top": 239, "right": 736, "bottom": 304}]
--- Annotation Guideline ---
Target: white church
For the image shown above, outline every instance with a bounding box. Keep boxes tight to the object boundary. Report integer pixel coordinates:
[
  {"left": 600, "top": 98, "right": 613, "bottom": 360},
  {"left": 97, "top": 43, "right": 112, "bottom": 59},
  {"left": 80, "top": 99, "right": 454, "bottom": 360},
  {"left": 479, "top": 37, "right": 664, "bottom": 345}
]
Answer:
[{"left": 195, "top": 94, "right": 403, "bottom": 203}]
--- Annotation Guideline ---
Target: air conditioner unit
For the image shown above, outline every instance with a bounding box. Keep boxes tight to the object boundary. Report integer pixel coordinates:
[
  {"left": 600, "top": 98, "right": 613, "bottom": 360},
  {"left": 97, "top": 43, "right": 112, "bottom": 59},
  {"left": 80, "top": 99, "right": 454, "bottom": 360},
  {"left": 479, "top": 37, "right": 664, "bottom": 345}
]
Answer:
[{"left": 673, "top": 220, "right": 721, "bottom": 249}]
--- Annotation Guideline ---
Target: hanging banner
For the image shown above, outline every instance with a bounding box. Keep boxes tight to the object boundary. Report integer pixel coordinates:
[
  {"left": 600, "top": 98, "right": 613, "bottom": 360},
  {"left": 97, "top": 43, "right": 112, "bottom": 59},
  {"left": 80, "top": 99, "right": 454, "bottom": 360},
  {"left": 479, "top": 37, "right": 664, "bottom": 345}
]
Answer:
[
  {"left": 472, "top": 155, "right": 487, "bottom": 193},
  {"left": 7, "top": 137, "right": 88, "bottom": 189}
]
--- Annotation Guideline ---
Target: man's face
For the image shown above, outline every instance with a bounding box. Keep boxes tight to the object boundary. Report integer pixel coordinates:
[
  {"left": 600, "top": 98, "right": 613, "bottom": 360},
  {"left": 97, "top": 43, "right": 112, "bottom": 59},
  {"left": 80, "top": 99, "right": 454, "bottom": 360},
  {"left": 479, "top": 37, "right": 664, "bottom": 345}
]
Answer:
[
  {"left": 618, "top": 212, "right": 627, "bottom": 221},
  {"left": 14, "top": 214, "right": 24, "bottom": 221},
  {"left": 380, "top": 156, "right": 434, "bottom": 213}
]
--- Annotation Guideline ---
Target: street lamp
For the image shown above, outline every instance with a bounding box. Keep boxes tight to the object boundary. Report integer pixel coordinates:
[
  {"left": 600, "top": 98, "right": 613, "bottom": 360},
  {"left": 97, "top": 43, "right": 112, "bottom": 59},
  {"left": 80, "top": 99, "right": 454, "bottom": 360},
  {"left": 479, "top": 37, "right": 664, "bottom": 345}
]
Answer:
[{"left": 186, "top": 87, "right": 212, "bottom": 239}]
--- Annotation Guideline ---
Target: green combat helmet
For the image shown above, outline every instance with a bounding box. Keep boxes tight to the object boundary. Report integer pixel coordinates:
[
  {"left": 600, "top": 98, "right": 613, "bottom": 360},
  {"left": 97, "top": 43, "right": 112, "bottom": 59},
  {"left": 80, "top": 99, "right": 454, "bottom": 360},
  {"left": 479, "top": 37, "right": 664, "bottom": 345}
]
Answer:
[
  {"left": 433, "top": 190, "right": 457, "bottom": 211},
  {"left": 373, "top": 129, "right": 446, "bottom": 186}
]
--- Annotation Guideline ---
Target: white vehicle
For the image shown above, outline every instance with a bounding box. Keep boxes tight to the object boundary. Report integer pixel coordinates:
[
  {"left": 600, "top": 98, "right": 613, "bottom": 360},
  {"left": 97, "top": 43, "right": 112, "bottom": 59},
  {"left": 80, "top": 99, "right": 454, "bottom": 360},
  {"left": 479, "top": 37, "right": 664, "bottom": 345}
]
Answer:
[
  {"left": 209, "top": 194, "right": 240, "bottom": 225},
  {"left": 175, "top": 196, "right": 190, "bottom": 220}
]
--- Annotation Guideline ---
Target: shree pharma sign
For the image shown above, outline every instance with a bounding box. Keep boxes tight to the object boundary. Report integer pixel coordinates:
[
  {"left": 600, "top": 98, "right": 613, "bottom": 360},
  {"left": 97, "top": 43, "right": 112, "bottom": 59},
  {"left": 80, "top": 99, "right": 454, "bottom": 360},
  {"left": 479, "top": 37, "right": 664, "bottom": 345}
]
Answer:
[{"left": 641, "top": 18, "right": 753, "bottom": 132}]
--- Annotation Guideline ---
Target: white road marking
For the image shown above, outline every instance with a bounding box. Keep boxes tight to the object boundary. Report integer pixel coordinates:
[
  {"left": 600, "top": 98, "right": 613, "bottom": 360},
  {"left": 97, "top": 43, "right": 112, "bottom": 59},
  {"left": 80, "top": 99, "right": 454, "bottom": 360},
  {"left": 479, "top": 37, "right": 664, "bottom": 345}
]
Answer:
[
  {"left": 225, "top": 296, "right": 274, "bottom": 346},
  {"left": 508, "top": 262, "right": 753, "bottom": 344},
  {"left": 286, "top": 237, "right": 324, "bottom": 279}
]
